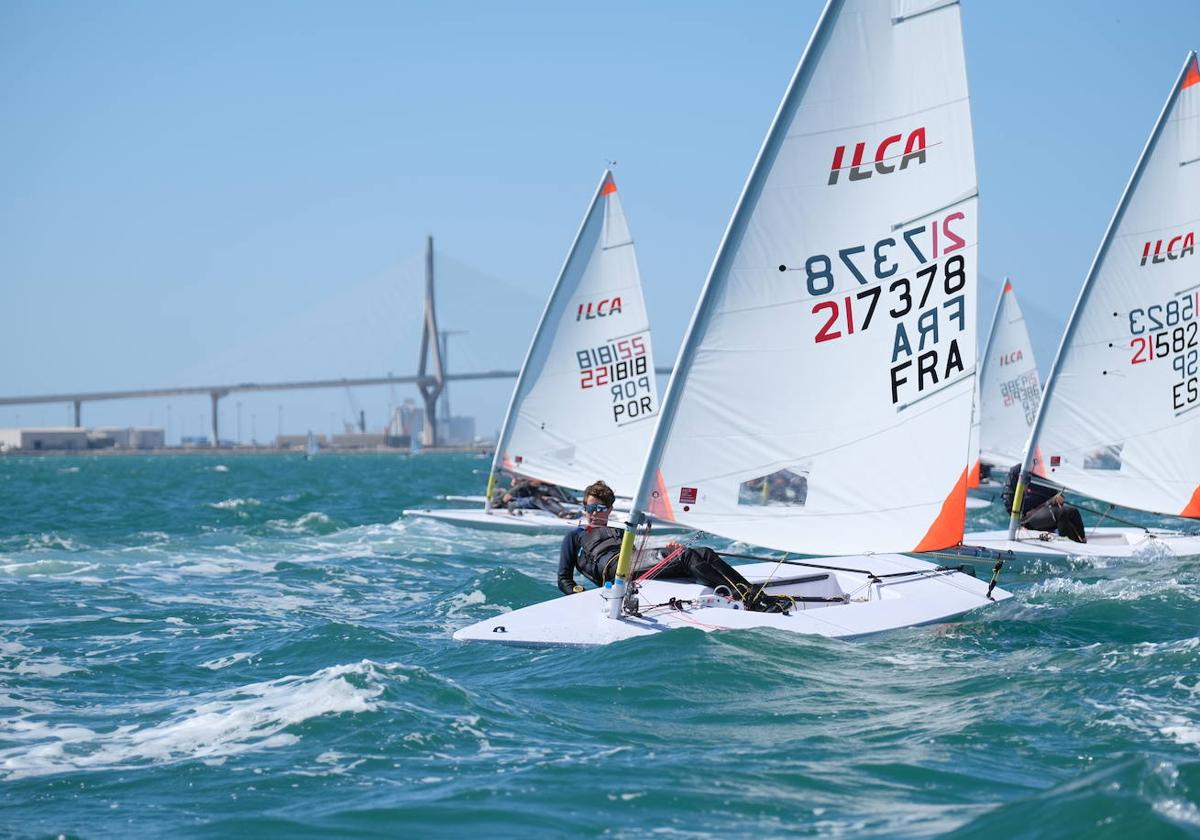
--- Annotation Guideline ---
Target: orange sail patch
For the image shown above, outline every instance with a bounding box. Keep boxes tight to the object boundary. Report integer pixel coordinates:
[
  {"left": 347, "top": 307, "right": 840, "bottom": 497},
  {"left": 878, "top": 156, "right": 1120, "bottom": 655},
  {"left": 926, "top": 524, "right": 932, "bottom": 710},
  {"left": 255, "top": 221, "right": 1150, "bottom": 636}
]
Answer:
[
  {"left": 645, "top": 470, "right": 675, "bottom": 522},
  {"left": 1183, "top": 56, "right": 1200, "bottom": 89},
  {"left": 967, "top": 459, "right": 980, "bottom": 489},
  {"left": 1003, "top": 280, "right": 1013, "bottom": 294},
  {"left": 600, "top": 179, "right": 618, "bottom": 196},
  {"left": 1182, "top": 485, "right": 1200, "bottom": 518},
  {"left": 913, "top": 468, "right": 968, "bottom": 552}
]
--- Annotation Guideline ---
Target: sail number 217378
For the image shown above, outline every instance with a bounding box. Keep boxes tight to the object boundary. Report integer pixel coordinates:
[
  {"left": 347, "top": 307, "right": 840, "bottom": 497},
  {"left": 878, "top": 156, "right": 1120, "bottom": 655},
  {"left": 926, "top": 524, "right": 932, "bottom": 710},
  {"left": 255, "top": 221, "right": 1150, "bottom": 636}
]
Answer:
[{"left": 802, "top": 212, "right": 967, "bottom": 345}]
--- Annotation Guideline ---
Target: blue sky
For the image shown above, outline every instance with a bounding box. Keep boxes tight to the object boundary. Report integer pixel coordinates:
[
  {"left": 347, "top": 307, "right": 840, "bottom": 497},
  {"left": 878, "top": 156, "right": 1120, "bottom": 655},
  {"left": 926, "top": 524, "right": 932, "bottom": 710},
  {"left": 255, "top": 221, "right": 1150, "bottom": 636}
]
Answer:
[{"left": 2, "top": 0, "right": 1198, "bottom": 441}]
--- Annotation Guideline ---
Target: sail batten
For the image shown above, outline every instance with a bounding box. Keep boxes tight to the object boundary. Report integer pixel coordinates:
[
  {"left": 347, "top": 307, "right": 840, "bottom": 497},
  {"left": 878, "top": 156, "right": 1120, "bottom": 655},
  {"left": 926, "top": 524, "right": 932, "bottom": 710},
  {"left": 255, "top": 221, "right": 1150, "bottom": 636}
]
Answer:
[{"left": 631, "top": 0, "right": 979, "bottom": 555}]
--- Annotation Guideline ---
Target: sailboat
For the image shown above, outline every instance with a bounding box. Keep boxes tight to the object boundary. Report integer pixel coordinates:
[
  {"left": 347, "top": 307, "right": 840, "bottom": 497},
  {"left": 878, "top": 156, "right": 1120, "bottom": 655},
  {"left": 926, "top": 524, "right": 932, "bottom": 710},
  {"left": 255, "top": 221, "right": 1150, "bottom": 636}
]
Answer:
[
  {"left": 978, "top": 280, "right": 1042, "bottom": 472},
  {"left": 304, "top": 430, "right": 318, "bottom": 461},
  {"left": 964, "top": 54, "right": 1200, "bottom": 561},
  {"left": 963, "top": 279, "right": 1042, "bottom": 509},
  {"left": 405, "top": 171, "right": 667, "bottom": 535},
  {"left": 455, "top": 0, "right": 1008, "bottom": 645}
]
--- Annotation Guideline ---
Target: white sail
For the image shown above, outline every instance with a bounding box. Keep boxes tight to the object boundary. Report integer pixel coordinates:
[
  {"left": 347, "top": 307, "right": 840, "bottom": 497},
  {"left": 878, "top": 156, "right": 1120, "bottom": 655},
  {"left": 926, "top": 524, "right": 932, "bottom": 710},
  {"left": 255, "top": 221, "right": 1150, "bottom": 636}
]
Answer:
[
  {"left": 490, "top": 171, "right": 658, "bottom": 498},
  {"left": 632, "top": 0, "right": 979, "bottom": 555},
  {"left": 967, "top": 374, "right": 981, "bottom": 487},
  {"left": 978, "top": 280, "right": 1040, "bottom": 468},
  {"left": 1020, "top": 53, "right": 1200, "bottom": 519}
]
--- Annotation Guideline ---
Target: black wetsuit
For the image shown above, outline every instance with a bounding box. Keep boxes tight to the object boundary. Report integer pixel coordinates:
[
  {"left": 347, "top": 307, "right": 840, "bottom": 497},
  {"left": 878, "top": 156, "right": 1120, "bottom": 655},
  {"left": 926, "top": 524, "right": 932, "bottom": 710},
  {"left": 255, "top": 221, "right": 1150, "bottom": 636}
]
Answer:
[
  {"left": 502, "top": 481, "right": 570, "bottom": 516},
  {"left": 1001, "top": 464, "right": 1087, "bottom": 542},
  {"left": 557, "top": 526, "right": 788, "bottom": 610}
]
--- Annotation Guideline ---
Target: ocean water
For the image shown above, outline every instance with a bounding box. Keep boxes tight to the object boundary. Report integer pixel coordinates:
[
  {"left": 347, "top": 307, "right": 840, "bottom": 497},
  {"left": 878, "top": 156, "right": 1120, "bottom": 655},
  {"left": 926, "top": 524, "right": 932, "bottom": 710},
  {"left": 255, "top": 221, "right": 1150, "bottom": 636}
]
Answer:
[{"left": 1, "top": 452, "right": 1198, "bottom": 839}]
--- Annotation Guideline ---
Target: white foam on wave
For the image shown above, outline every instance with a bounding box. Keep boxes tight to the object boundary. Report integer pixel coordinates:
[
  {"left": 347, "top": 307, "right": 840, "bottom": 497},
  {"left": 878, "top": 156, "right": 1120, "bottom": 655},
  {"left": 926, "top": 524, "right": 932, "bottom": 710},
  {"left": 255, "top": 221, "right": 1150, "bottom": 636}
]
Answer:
[
  {"left": 267, "top": 511, "right": 333, "bottom": 534},
  {"left": 208, "top": 498, "right": 260, "bottom": 511},
  {"left": 443, "top": 589, "right": 488, "bottom": 618},
  {"left": 0, "top": 660, "right": 392, "bottom": 780},
  {"left": 1089, "top": 693, "right": 1200, "bottom": 750},
  {"left": 0, "top": 558, "right": 98, "bottom": 578},
  {"left": 1155, "top": 800, "right": 1200, "bottom": 829},
  {"left": 1027, "top": 576, "right": 1196, "bottom": 603},
  {"left": 1, "top": 659, "right": 80, "bottom": 678},
  {"left": 0, "top": 639, "right": 84, "bottom": 678},
  {"left": 212, "top": 464, "right": 230, "bottom": 473},
  {"left": 171, "top": 555, "right": 277, "bottom": 576},
  {"left": 1131, "top": 637, "right": 1200, "bottom": 657},
  {"left": 199, "top": 652, "right": 254, "bottom": 670},
  {"left": 135, "top": 531, "right": 171, "bottom": 543},
  {"left": 22, "top": 533, "right": 85, "bottom": 553},
  {"left": 288, "top": 749, "right": 368, "bottom": 777}
]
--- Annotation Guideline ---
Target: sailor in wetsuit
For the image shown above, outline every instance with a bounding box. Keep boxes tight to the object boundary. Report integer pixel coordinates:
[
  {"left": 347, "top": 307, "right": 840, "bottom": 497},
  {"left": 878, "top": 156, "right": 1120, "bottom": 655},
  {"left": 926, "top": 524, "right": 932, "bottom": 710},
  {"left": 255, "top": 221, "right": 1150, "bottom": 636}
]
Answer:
[
  {"left": 1001, "top": 464, "right": 1087, "bottom": 543},
  {"left": 557, "top": 480, "right": 793, "bottom": 612},
  {"left": 494, "top": 477, "right": 575, "bottom": 518}
]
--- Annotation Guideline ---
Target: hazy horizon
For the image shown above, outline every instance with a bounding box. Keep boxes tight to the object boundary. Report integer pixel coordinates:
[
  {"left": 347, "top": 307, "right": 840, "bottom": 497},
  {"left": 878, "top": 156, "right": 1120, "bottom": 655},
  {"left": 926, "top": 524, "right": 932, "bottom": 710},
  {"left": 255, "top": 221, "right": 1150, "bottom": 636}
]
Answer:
[{"left": 3, "top": 0, "right": 1198, "bottom": 441}]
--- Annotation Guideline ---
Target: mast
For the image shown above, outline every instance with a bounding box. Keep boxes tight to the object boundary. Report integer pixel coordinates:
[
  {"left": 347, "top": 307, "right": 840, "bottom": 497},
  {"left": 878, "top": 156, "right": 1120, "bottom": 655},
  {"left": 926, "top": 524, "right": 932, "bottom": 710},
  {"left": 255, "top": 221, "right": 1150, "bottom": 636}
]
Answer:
[
  {"left": 484, "top": 170, "right": 614, "bottom": 510},
  {"left": 610, "top": 0, "right": 846, "bottom": 611},
  {"left": 1007, "top": 53, "right": 1197, "bottom": 538}
]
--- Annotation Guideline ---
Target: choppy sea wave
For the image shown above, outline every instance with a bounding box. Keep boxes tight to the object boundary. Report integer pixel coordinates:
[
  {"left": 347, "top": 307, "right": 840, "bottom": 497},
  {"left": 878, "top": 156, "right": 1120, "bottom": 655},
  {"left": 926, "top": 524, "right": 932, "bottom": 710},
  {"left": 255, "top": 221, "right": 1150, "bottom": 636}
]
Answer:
[{"left": 0, "top": 452, "right": 1197, "bottom": 838}]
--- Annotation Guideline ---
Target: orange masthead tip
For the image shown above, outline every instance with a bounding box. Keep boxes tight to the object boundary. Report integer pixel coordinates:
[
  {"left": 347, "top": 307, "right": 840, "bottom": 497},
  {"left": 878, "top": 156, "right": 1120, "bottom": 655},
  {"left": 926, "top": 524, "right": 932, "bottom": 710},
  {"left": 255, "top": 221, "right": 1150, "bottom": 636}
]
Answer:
[
  {"left": 600, "top": 179, "right": 617, "bottom": 195},
  {"left": 1183, "top": 55, "right": 1200, "bottom": 89},
  {"left": 1003, "top": 280, "right": 1013, "bottom": 293}
]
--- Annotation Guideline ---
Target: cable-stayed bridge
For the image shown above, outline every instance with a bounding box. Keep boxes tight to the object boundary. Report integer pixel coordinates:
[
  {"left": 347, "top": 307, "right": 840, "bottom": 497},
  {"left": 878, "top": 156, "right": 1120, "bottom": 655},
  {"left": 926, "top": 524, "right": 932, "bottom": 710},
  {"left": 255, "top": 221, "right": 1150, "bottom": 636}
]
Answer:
[{"left": 0, "top": 237, "right": 671, "bottom": 445}]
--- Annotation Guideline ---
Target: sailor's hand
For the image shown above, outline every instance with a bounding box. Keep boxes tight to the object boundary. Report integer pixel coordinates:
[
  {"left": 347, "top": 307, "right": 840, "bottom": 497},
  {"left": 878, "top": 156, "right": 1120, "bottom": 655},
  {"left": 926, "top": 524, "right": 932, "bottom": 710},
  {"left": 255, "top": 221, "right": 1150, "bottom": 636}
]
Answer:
[
  {"left": 572, "top": 585, "right": 585, "bottom": 594},
  {"left": 1051, "top": 493, "right": 1065, "bottom": 507}
]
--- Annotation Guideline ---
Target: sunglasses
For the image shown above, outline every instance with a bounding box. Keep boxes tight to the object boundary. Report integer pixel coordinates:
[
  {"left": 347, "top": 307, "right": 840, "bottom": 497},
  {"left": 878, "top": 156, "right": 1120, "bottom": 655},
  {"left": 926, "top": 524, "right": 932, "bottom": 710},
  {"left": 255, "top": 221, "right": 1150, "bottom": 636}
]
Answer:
[{"left": 583, "top": 503, "right": 611, "bottom": 513}]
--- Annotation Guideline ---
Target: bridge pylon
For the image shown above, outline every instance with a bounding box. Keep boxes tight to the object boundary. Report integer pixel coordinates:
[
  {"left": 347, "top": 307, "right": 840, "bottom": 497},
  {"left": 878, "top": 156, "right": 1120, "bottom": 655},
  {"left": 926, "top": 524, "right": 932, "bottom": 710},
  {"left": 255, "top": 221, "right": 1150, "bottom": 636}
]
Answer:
[
  {"left": 416, "top": 236, "right": 445, "bottom": 447},
  {"left": 210, "top": 390, "right": 228, "bottom": 447}
]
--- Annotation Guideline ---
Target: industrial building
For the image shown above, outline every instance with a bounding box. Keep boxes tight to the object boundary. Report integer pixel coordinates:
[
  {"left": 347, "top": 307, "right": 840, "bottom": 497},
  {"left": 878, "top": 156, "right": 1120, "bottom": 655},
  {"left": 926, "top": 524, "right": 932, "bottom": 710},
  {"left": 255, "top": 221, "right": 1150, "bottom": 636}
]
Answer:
[
  {"left": 0, "top": 427, "right": 165, "bottom": 452},
  {"left": 277, "top": 433, "right": 327, "bottom": 450},
  {"left": 0, "top": 428, "right": 89, "bottom": 451},
  {"left": 94, "top": 427, "right": 166, "bottom": 450},
  {"left": 390, "top": 400, "right": 476, "bottom": 447}
]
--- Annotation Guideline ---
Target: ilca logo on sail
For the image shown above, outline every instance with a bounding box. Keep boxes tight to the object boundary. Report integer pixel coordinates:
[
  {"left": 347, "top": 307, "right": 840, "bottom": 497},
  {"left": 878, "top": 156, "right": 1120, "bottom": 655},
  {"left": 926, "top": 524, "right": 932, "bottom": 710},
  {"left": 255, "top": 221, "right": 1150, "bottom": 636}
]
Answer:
[
  {"left": 828, "top": 127, "right": 928, "bottom": 185},
  {"left": 576, "top": 297, "right": 623, "bottom": 321},
  {"left": 1140, "top": 229, "right": 1195, "bottom": 266}
]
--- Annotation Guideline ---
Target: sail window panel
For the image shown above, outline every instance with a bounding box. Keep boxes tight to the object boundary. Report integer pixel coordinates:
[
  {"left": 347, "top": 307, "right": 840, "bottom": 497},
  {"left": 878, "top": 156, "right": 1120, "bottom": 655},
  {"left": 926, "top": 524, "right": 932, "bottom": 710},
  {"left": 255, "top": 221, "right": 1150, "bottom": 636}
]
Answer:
[{"left": 738, "top": 467, "right": 811, "bottom": 507}]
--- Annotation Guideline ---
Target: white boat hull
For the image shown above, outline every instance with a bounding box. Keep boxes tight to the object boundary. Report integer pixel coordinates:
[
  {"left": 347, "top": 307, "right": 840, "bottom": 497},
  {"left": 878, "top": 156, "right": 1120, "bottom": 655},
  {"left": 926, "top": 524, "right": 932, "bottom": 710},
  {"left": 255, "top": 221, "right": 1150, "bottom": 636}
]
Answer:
[
  {"left": 454, "top": 555, "right": 1009, "bottom": 646},
  {"left": 961, "top": 527, "right": 1200, "bottom": 560},
  {"left": 965, "top": 496, "right": 991, "bottom": 511},
  {"left": 403, "top": 506, "right": 681, "bottom": 536}
]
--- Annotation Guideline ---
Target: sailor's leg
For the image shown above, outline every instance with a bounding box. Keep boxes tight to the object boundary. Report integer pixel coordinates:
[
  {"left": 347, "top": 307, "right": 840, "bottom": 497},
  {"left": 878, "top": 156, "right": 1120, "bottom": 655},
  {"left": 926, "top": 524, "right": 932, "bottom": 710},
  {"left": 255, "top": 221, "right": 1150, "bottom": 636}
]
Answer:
[
  {"left": 1020, "top": 503, "right": 1058, "bottom": 533},
  {"left": 678, "top": 547, "right": 755, "bottom": 595},
  {"left": 1057, "top": 506, "right": 1087, "bottom": 543}
]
